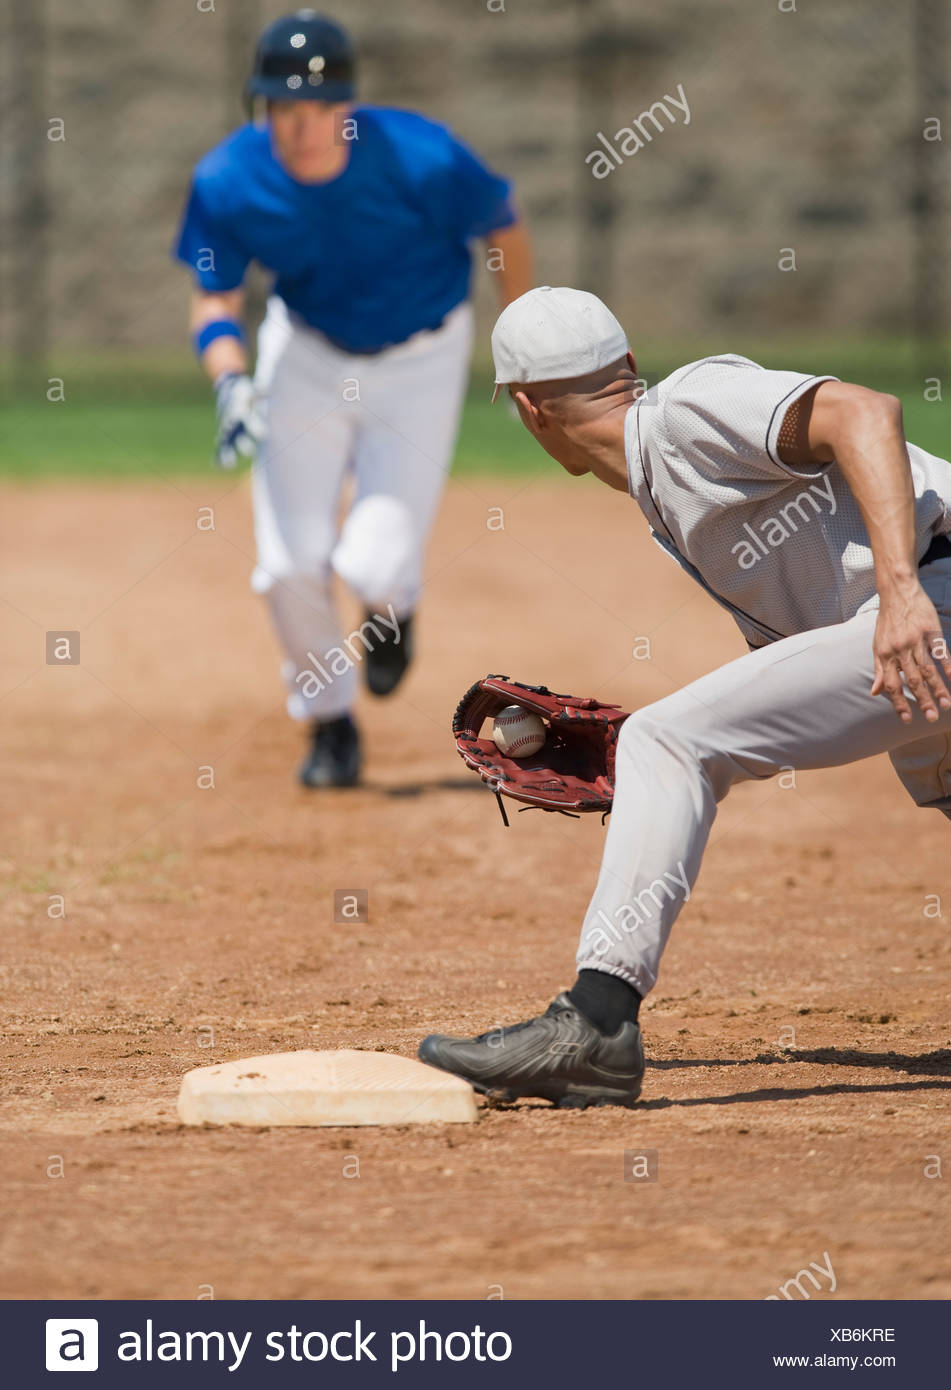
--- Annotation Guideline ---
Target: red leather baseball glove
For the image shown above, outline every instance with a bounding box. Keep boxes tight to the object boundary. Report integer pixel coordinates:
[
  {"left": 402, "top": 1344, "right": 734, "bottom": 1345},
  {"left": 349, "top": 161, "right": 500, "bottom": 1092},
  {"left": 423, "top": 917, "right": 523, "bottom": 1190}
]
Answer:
[{"left": 452, "top": 675, "right": 631, "bottom": 822}]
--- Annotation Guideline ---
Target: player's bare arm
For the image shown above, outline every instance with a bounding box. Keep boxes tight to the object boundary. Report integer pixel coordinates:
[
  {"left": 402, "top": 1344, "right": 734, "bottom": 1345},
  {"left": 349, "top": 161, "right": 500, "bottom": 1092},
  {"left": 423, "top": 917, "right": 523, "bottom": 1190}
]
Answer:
[
  {"left": 782, "top": 381, "right": 951, "bottom": 723},
  {"left": 188, "top": 286, "right": 264, "bottom": 469},
  {"left": 189, "top": 287, "right": 248, "bottom": 383},
  {"left": 485, "top": 220, "right": 533, "bottom": 308}
]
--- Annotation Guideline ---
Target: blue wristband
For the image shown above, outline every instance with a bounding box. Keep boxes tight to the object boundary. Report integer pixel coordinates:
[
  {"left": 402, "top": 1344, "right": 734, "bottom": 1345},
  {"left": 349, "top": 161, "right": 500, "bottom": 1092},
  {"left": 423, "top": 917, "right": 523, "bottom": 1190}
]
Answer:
[{"left": 193, "top": 319, "right": 244, "bottom": 358}]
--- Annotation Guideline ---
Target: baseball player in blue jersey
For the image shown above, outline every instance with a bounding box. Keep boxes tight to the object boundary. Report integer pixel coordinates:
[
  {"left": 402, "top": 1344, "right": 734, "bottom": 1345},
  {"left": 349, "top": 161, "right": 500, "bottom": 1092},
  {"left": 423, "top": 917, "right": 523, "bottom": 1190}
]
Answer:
[
  {"left": 174, "top": 11, "right": 532, "bottom": 787},
  {"left": 420, "top": 286, "right": 951, "bottom": 1109}
]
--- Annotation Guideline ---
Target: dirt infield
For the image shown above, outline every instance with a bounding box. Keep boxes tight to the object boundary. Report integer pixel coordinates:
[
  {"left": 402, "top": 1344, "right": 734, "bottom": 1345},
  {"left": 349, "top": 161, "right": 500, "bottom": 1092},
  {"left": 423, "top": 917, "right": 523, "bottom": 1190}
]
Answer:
[{"left": 2, "top": 475, "right": 949, "bottom": 1301}]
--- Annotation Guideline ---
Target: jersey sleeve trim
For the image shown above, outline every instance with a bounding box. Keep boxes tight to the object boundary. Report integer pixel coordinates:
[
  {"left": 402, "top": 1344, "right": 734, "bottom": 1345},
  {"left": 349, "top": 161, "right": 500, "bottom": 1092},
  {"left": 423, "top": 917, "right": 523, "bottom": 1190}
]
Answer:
[{"left": 764, "top": 374, "right": 839, "bottom": 478}]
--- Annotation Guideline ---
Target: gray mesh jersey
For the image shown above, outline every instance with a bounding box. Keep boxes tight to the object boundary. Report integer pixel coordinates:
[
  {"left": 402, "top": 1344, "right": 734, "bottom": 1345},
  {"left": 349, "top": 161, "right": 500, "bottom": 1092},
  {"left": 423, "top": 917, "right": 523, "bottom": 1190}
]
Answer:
[{"left": 626, "top": 354, "right": 951, "bottom": 648}]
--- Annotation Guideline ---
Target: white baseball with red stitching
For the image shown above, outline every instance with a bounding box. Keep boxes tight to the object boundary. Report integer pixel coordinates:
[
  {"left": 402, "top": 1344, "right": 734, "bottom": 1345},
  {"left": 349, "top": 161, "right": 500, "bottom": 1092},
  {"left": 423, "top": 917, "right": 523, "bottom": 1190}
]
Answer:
[{"left": 492, "top": 705, "right": 546, "bottom": 758}]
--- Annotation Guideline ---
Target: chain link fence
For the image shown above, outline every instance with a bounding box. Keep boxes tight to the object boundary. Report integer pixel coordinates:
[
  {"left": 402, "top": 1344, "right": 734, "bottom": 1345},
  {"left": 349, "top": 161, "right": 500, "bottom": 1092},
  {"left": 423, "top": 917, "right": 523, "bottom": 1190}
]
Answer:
[{"left": 1, "top": 0, "right": 948, "bottom": 388}]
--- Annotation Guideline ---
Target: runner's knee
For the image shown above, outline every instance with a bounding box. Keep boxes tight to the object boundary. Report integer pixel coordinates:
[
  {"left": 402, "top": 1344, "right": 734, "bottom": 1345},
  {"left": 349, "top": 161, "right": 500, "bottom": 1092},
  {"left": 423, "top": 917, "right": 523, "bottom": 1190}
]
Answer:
[{"left": 332, "top": 495, "right": 418, "bottom": 606}]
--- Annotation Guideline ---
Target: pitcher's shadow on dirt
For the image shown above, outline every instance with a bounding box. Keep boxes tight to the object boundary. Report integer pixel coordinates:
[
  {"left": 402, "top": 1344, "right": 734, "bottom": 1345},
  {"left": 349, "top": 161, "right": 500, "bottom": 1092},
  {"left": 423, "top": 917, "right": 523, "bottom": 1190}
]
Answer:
[{"left": 637, "top": 1046, "right": 951, "bottom": 1110}]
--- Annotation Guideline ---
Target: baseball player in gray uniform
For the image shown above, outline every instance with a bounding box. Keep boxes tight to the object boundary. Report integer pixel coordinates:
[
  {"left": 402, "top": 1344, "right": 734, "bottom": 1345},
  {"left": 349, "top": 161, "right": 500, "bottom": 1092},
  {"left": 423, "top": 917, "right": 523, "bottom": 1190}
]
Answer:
[{"left": 419, "top": 285, "right": 951, "bottom": 1109}]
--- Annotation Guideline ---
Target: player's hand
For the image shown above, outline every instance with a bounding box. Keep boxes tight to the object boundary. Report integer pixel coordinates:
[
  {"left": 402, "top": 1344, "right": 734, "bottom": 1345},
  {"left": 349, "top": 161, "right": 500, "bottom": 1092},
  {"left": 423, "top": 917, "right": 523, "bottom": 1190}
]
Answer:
[
  {"left": 871, "top": 580, "right": 951, "bottom": 723},
  {"left": 214, "top": 372, "right": 266, "bottom": 468}
]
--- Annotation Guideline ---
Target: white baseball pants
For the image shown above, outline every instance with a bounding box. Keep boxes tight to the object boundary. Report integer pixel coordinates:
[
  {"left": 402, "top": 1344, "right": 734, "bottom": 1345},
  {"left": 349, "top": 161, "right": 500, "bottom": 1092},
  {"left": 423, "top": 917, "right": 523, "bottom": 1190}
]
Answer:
[
  {"left": 578, "top": 556, "right": 951, "bottom": 997},
  {"left": 251, "top": 297, "right": 474, "bottom": 721}
]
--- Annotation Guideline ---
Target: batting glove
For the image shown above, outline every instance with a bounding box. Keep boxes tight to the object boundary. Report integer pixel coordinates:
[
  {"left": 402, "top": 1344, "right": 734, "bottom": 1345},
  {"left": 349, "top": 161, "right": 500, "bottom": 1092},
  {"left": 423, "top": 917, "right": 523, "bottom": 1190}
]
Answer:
[{"left": 213, "top": 372, "right": 267, "bottom": 469}]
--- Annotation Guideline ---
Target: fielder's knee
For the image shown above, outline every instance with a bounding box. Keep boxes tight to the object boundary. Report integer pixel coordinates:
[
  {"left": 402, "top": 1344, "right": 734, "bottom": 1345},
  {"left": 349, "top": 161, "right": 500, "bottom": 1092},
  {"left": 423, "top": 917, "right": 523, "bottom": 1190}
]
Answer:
[
  {"left": 618, "top": 705, "right": 743, "bottom": 804},
  {"left": 618, "top": 707, "right": 690, "bottom": 761}
]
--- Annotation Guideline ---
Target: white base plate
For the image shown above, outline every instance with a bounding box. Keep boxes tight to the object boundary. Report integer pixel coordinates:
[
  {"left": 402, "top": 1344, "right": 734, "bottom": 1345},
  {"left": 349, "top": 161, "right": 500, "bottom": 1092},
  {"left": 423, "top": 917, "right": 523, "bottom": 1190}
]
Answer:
[{"left": 177, "top": 1049, "right": 477, "bottom": 1128}]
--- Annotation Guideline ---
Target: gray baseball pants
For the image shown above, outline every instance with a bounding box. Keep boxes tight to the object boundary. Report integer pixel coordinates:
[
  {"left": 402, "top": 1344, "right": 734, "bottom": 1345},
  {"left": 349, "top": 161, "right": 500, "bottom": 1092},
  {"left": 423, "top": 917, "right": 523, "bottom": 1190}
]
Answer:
[{"left": 578, "top": 556, "right": 951, "bottom": 996}]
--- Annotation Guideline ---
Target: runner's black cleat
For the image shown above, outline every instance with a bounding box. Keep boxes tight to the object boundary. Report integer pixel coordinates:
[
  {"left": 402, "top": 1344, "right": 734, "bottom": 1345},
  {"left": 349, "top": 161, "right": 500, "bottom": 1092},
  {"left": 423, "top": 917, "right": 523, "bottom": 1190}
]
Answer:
[
  {"left": 364, "top": 610, "right": 413, "bottom": 696},
  {"left": 298, "top": 714, "right": 361, "bottom": 788}
]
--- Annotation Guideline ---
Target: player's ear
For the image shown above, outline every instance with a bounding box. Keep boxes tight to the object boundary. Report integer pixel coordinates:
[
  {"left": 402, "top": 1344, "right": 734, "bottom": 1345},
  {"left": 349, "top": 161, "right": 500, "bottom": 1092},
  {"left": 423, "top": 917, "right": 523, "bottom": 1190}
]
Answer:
[
  {"left": 626, "top": 349, "right": 637, "bottom": 377},
  {"left": 513, "top": 389, "right": 544, "bottom": 432}
]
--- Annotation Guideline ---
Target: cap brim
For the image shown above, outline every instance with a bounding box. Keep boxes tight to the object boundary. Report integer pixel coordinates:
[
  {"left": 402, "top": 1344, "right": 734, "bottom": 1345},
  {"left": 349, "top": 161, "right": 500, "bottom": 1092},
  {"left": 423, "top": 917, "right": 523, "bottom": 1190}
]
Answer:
[{"left": 491, "top": 383, "right": 503, "bottom": 404}]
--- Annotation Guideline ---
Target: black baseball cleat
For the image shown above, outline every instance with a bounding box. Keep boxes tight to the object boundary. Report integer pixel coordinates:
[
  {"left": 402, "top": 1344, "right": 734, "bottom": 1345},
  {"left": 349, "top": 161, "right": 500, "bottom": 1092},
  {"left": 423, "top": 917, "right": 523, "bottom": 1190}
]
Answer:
[
  {"left": 298, "top": 714, "right": 361, "bottom": 788},
  {"left": 364, "top": 610, "right": 413, "bottom": 697},
  {"left": 418, "top": 992, "right": 644, "bottom": 1109}
]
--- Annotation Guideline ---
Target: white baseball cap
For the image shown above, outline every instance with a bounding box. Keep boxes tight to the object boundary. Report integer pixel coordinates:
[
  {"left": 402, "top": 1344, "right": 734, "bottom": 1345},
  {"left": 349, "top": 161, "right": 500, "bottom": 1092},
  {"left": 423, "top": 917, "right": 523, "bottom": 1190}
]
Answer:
[{"left": 491, "top": 286, "right": 629, "bottom": 402}]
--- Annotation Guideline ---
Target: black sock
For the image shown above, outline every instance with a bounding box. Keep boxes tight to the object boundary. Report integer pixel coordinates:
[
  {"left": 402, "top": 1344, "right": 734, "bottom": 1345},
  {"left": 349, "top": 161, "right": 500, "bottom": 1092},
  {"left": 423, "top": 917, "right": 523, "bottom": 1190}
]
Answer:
[{"left": 568, "top": 969, "right": 641, "bottom": 1034}]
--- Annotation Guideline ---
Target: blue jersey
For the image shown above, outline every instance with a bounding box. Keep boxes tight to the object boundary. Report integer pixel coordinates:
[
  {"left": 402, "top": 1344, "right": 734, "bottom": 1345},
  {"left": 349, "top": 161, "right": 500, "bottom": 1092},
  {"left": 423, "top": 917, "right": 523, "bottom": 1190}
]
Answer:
[{"left": 174, "top": 106, "right": 515, "bottom": 354}]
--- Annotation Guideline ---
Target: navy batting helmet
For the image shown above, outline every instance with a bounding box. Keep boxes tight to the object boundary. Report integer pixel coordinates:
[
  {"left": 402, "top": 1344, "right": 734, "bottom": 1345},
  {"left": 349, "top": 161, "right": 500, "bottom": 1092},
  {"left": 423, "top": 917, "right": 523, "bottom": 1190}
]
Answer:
[{"left": 247, "top": 11, "right": 356, "bottom": 103}]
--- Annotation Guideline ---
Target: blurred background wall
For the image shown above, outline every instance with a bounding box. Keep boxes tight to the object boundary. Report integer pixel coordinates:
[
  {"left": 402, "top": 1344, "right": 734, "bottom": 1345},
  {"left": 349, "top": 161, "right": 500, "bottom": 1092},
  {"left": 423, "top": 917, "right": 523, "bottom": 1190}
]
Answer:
[{"left": 1, "top": 0, "right": 949, "bottom": 382}]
